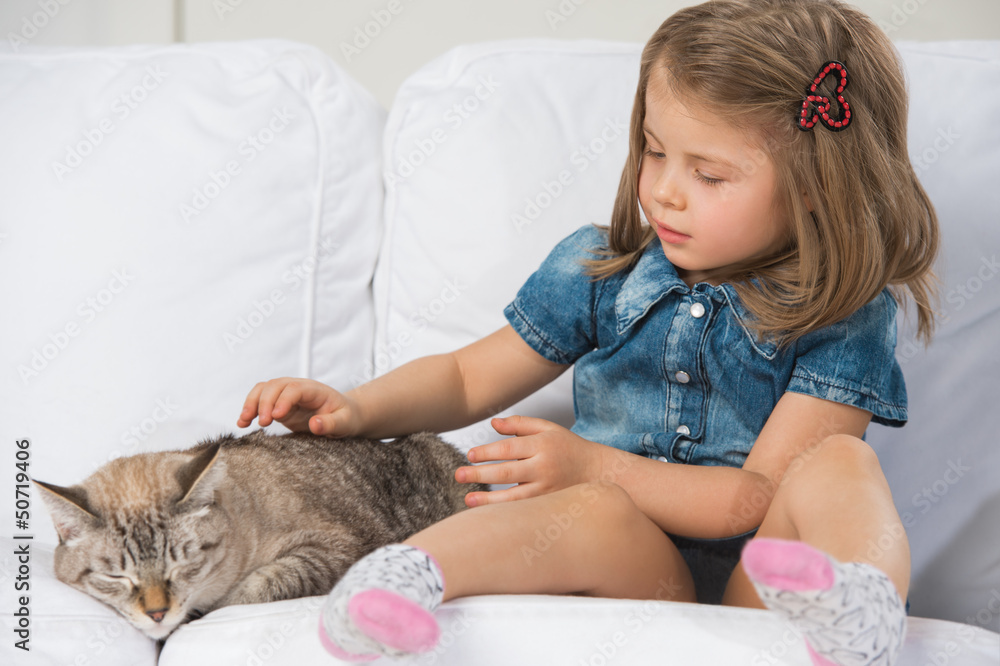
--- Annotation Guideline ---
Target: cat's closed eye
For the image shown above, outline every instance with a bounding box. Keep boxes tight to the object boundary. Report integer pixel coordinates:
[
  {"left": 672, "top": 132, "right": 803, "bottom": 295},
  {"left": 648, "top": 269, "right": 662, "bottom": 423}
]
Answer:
[{"left": 91, "top": 572, "right": 135, "bottom": 592}]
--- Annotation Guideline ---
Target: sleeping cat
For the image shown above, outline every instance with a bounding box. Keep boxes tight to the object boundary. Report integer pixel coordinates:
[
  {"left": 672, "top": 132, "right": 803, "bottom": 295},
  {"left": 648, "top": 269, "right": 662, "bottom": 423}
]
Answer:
[{"left": 34, "top": 430, "right": 486, "bottom": 640}]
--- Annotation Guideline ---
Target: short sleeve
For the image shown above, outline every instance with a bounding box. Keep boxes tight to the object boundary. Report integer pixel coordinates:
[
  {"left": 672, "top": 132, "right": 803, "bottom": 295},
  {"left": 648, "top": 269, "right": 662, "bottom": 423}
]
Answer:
[
  {"left": 503, "top": 225, "right": 603, "bottom": 365},
  {"left": 786, "top": 289, "right": 908, "bottom": 427}
]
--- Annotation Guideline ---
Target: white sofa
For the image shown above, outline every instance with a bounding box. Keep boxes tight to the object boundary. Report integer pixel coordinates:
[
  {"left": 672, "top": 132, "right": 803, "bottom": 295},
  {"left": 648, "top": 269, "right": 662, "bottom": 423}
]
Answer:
[{"left": 1, "top": 38, "right": 998, "bottom": 665}]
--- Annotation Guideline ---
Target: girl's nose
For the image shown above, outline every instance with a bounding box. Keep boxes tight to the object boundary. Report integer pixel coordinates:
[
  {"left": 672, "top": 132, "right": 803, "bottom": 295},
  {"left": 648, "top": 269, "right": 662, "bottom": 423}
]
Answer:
[{"left": 653, "top": 167, "right": 684, "bottom": 210}]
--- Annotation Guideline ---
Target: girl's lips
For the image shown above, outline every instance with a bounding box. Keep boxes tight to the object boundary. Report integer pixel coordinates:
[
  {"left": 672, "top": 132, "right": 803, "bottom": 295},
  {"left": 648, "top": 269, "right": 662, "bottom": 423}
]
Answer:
[{"left": 652, "top": 218, "right": 691, "bottom": 244}]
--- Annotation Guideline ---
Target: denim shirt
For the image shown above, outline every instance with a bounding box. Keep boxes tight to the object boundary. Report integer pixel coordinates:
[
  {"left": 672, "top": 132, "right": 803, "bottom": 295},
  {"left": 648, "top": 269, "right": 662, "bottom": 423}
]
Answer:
[{"left": 504, "top": 225, "right": 907, "bottom": 469}]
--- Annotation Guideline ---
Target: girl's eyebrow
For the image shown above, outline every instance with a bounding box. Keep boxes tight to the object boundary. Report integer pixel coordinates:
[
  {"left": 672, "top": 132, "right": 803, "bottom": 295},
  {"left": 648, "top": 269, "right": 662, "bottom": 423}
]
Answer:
[{"left": 642, "top": 124, "right": 741, "bottom": 172}]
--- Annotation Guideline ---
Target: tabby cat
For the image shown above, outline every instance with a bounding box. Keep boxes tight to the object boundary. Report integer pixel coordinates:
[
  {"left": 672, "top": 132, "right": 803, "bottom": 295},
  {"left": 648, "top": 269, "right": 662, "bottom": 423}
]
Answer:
[{"left": 35, "top": 430, "right": 485, "bottom": 640}]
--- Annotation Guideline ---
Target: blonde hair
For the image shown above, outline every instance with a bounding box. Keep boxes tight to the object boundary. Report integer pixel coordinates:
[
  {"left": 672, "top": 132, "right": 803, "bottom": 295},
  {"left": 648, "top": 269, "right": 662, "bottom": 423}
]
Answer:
[{"left": 588, "top": 0, "right": 939, "bottom": 346}]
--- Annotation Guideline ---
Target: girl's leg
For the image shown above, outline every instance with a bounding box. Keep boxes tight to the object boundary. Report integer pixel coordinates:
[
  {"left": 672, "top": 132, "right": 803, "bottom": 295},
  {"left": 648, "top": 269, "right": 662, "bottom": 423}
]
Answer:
[
  {"left": 408, "top": 480, "right": 695, "bottom": 602},
  {"left": 320, "top": 481, "right": 694, "bottom": 661},
  {"left": 722, "top": 434, "right": 909, "bottom": 606},
  {"left": 722, "top": 434, "right": 909, "bottom": 665}
]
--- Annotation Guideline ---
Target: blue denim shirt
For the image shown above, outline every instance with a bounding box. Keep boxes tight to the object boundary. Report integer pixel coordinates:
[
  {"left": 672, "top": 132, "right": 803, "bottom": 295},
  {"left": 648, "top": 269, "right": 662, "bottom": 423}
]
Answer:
[{"left": 504, "top": 225, "right": 907, "bottom": 469}]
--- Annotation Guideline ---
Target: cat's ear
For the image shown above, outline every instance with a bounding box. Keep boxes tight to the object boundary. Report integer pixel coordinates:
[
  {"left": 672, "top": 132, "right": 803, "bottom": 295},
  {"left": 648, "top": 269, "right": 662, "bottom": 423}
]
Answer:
[
  {"left": 175, "top": 442, "right": 225, "bottom": 510},
  {"left": 34, "top": 480, "right": 98, "bottom": 544}
]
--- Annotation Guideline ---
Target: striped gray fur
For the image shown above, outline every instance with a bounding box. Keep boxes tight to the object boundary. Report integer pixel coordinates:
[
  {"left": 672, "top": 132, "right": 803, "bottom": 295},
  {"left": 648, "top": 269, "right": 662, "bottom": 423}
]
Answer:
[{"left": 35, "top": 430, "right": 485, "bottom": 640}]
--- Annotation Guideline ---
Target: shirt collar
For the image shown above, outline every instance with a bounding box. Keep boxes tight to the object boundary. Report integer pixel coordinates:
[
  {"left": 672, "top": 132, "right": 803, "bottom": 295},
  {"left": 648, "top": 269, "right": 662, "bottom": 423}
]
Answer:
[{"left": 614, "top": 241, "right": 778, "bottom": 359}]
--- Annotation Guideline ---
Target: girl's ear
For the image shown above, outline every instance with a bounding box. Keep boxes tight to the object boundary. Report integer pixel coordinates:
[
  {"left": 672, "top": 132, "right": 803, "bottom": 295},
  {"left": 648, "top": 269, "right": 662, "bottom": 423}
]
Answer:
[
  {"left": 803, "top": 191, "right": 815, "bottom": 213},
  {"left": 34, "top": 480, "right": 98, "bottom": 544}
]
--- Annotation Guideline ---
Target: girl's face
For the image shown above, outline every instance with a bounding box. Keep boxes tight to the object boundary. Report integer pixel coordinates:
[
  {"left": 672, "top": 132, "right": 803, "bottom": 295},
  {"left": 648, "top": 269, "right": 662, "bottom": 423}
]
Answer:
[{"left": 638, "top": 71, "right": 789, "bottom": 286}]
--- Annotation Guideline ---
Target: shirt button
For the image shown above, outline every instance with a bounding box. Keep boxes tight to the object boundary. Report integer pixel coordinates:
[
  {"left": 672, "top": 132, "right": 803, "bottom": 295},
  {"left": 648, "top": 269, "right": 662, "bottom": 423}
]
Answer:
[
  {"left": 656, "top": 455, "right": 668, "bottom": 462},
  {"left": 675, "top": 370, "right": 690, "bottom": 383},
  {"left": 676, "top": 425, "right": 691, "bottom": 436},
  {"left": 690, "top": 302, "right": 706, "bottom": 318}
]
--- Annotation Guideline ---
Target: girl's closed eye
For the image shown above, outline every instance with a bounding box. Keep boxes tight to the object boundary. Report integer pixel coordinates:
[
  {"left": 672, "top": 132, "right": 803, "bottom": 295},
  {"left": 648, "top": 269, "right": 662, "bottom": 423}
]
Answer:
[
  {"left": 644, "top": 147, "right": 665, "bottom": 159},
  {"left": 695, "top": 171, "right": 724, "bottom": 187}
]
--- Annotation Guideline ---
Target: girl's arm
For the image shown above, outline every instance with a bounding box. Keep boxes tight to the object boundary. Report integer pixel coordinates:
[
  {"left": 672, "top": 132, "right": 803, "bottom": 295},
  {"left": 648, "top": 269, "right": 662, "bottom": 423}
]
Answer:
[
  {"left": 349, "top": 325, "right": 569, "bottom": 438},
  {"left": 239, "top": 325, "right": 569, "bottom": 439},
  {"left": 461, "top": 391, "right": 872, "bottom": 538},
  {"left": 614, "top": 392, "right": 873, "bottom": 537}
]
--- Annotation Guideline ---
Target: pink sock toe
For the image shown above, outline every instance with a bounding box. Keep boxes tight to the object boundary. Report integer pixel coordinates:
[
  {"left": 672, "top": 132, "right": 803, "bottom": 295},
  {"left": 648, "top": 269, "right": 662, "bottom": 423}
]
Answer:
[
  {"left": 348, "top": 589, "right": 440, "bottom": 654},
  {"left": 805, "top": 642, "right": 840, "bottom": 666},
  {"left": 317, "top": 615, "right": 379, "bottom": 662},
  {"left": 742, "top": 538, "right": 835, "bottom": 592}
]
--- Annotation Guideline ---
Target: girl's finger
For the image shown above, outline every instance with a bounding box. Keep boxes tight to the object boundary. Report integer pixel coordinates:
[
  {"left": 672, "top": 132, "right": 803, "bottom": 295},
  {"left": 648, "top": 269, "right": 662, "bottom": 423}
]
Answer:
[
  {"left": 255, "top": 379, "right": 294, "bottom": 425},
  {"left": 237, "top": 382, "right": 266, "bottom": 427},
  {"left": 464, "top": 483, "right": 538, "bottom": 507},
  {"left": 467, "top": 436, "right": 536, "bottom": 463},
  {"left": 457, "top": 460, "right": 531, "bottom": 486},
  {"left": 310, "top": 413, "right": 337, "bottom": 436},
  {"left": 271, "top": 383, "right": 305, "bottom": 419},
  {"left": 491, "top": 415, "right": 561, "bottom": 438}
]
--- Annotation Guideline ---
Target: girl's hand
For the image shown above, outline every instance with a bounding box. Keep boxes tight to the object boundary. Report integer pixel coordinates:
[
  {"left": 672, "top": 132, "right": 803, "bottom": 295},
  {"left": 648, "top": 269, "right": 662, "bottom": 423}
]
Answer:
[
  {"left": 237, "top": 378, "right": 362, "bottom": 437},
  {"left": 456, "top": 415, "right": 609, "bottom": 506}
]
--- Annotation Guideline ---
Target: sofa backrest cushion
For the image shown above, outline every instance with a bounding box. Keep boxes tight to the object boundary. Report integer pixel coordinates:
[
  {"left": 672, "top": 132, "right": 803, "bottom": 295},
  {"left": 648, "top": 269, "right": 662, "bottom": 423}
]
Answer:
[
  {"left": 0, "top": 40, "right": 385, "bottom": 544},
  {"left": 373, "top": 40, "right": 642, "bottom": 449}
]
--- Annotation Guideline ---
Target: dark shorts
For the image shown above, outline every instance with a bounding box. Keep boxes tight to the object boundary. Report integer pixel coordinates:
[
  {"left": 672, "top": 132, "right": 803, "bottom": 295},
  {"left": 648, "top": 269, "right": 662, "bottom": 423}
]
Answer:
[
  {"left": 669, "top": 530, "right": 757, "bottom": 605},
  {"left": 670, "top": 531, "right": 912, "bottom": 614}
]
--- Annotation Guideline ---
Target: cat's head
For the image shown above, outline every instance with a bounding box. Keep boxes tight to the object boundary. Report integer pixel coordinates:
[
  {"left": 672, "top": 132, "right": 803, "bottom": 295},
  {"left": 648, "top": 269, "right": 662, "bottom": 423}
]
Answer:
[{"left": 35, "top": 443, "right": 232, "bottom": 639}]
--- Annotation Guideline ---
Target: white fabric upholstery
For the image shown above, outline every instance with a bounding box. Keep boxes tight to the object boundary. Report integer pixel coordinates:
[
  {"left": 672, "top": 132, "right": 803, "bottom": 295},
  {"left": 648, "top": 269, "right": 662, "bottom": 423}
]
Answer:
[
  {"left": 1, "top": 36, "right": 998, "bottom": 665},
  {"left": 0, "top": 39, "right": 384, "bottom": 547},
  {"left": 374, "top": 40, "right": 642, "bottom": 449},
  {"left": 0, "top": 40, "right": 383, "bottom": 664}
]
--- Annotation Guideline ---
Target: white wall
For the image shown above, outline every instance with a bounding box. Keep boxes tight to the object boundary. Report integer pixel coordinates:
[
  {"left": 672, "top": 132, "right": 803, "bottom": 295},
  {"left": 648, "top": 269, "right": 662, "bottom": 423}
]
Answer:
[{"left": 2, "top": 0, "right": 998, "bottom": 108}]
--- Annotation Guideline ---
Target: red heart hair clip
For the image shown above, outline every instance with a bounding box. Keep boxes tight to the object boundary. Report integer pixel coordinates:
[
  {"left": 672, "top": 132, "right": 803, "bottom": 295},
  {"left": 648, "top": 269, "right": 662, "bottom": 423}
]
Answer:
[{"left": 797, "top": 60, "right": 852, "bottom": 132}]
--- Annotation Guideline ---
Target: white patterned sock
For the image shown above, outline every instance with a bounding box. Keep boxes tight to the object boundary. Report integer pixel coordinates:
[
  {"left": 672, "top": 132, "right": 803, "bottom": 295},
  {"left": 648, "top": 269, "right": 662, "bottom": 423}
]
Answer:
[
  {"left": 742, "top": 538, "right": 906, "bottom": 666},
  {"left": 318, "top": 544, "right": 444, "bottom": 661}
]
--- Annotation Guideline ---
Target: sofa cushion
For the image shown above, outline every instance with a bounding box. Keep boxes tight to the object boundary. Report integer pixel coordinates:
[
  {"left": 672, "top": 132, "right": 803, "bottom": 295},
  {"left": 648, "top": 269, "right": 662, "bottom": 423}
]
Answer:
[
  {"left": 0, "top": 40, "right": 385, "bottom": 549},
  {"left": 0, "top": 537, "right": 158, "bottom": 665},
  {"left": 373, "top": 40, "right": 642, "bottom": 449}
]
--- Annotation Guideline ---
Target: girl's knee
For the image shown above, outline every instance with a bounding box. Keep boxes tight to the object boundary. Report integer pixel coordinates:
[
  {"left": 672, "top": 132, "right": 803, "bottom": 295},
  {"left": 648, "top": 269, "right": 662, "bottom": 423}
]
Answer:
[
  {"left": 784, "top": 433, "right": 882, "bottom": 483},
  {"left": 560, "top": 481, "right": 643, "bottom": 526}
]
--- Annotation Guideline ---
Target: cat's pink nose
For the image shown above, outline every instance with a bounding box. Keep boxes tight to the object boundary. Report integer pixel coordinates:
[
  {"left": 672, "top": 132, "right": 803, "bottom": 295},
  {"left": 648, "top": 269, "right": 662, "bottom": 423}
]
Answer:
[{"left": 146, "top": 608, "right": 167, "bottom": 623}]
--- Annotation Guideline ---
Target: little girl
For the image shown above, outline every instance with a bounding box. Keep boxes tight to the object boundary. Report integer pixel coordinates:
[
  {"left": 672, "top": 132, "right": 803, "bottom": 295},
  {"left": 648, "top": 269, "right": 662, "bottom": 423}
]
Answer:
[{"left": 238, "top": 1, "right": 938, "bottom": 664}]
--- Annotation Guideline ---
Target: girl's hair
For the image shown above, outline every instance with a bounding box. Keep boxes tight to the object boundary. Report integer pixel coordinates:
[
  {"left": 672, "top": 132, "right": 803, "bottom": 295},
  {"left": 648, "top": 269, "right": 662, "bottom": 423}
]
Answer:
[{"left": 588, "top": 0, "right": 939, "bottom": 346}]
